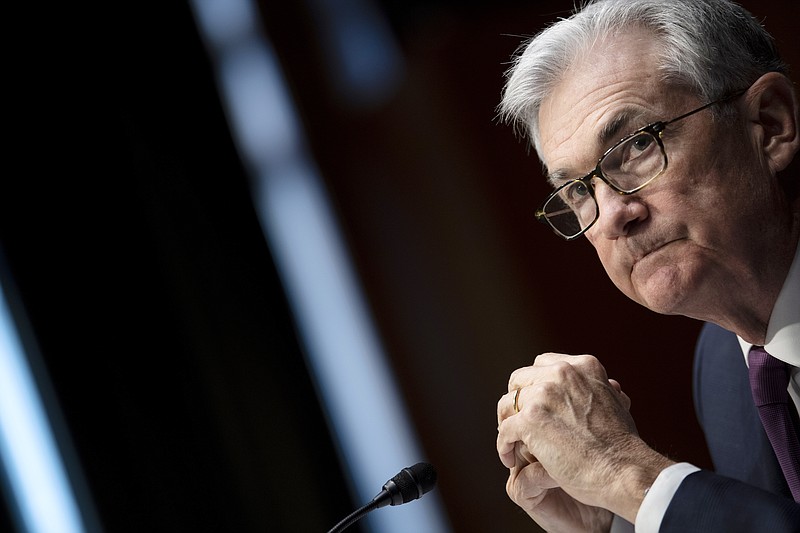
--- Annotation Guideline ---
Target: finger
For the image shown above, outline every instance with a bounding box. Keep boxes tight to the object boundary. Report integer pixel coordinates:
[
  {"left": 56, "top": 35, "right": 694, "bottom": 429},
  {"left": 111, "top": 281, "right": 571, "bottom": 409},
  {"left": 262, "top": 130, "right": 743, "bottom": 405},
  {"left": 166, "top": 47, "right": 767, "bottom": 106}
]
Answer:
[
  {"left": 506, "top": 461, "right": 559, "bottom": 506},
  {"left": 517, "top": 460, "right": 559, "bottom": 491},
  {"left": 497, "top": 411, "right": 540, "bottom": 469},
  {"left": 497, "top": 424, "right": 517, "bottom": 469},
  {"left": 507, "top": 365, "right": 536, "bottom": 392},
  {"left": 506, "top": 354, "right": 593, "bottom": 395},
  {"left": 497, "top": 416, "right": 527, "bottom": 469},
  {"left": 507, "top": 364, "right": 552, "bottom": 393},
  {"left": 506, "top": 466, "right": 544, "bottom": 507},
  {"left": 608, "top": 379, "right": 631, "bottom": 410},
  {"left": 534, "top": 353, "right": 608, "bottom": 380},
  {"left": 619, "top": 389, "right": 632, "bottom": 411},
  {"left": 498, "top": 385, "right": 528, "bottom": 425},
  {"left": 530, "top": 352, "right": 574, "bottom": 367},
  {"left": 515, "top": 442, "right": 537, "bottom": 466}
]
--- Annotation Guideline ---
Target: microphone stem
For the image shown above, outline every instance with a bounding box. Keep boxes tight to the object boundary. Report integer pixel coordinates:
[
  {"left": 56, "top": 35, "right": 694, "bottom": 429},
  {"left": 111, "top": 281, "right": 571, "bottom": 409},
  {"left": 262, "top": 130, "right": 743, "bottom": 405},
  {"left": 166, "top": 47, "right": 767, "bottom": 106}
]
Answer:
[{"left": 326, "top": 498, "right": 382, "bottom": 533}]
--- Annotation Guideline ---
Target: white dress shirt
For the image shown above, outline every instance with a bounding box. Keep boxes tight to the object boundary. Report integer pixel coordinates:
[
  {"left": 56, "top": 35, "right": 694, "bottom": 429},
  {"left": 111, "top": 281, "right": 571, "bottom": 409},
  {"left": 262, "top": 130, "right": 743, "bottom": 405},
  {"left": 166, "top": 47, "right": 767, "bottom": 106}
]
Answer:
[{"left": 611, "top": 240, "right": 800, "bottom": 533}]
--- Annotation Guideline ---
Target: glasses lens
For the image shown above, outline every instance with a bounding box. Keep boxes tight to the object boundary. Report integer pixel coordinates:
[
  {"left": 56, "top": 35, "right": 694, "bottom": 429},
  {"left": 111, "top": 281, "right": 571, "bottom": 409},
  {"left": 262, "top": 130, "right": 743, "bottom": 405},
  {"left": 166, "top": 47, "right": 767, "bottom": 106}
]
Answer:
[
  {"left": 538, "top": 130, "right": 666, "bottom": 240},
  {"left": 541, "top": 180, "right": 599, "bottom": 238},
  {"left": 600, "top": 131, "right": 665, "bottom": 192}
]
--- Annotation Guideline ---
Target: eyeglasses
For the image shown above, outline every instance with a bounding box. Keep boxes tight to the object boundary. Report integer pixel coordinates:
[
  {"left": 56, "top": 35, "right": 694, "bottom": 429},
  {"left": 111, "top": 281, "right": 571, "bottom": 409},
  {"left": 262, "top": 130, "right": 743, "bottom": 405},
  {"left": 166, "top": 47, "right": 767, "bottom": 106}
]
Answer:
[{"left": 535, "top": 90, "right": 745, "bottom": 240}]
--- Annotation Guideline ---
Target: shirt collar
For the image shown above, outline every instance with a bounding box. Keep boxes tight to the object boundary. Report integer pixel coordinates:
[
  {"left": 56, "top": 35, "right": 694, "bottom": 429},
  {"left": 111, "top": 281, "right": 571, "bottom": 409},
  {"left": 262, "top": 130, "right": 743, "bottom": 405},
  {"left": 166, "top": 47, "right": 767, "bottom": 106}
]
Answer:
[{"left": 738, "top": 239, "right": 800, "bottom": 367}]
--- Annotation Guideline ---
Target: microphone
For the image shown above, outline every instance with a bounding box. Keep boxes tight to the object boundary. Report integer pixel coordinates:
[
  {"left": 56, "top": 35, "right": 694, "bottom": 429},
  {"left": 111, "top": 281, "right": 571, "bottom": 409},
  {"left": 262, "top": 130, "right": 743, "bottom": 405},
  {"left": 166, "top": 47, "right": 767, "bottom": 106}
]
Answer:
[{"left": 326, "top": 462, "right": 438, "bottom": 533}]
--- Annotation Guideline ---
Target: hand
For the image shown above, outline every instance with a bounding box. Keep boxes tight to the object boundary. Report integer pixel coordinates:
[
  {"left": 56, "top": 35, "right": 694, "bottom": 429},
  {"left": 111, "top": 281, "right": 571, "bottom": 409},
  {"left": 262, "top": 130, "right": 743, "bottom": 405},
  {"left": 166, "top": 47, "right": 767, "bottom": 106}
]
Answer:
[
  {"left": 497, "top": 353, "right": 674, "bottom": 526},
  {"left": 506, "top": 449, "right": 615, "bottom": 533}
]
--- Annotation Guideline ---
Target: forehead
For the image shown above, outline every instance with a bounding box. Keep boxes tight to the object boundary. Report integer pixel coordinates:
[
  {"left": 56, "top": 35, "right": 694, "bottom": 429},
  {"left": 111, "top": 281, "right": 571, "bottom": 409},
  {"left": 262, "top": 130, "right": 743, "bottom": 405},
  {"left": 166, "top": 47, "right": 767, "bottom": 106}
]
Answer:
[{"left": 538, "top": 28, "right": 681, "bottom": 179}]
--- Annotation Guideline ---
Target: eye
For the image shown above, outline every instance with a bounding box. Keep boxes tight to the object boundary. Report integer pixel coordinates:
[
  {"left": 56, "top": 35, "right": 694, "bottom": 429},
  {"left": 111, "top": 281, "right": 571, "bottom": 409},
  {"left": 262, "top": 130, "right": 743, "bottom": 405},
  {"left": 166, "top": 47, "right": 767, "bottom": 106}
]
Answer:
[
  {"left": 622, "top": 133, "right": 657, "bottom": 163},
  {"left": 606, "top": 131, "right": 659, "bottom": 175},
  {"left": 600, "top": 129, "right": 665, "bottom": 191},
  {"left": 564, "top": 180, "right": 589, "bottom": 201},
  {"left": 630, "top": 133, "right": 653, "bottom": 153}
]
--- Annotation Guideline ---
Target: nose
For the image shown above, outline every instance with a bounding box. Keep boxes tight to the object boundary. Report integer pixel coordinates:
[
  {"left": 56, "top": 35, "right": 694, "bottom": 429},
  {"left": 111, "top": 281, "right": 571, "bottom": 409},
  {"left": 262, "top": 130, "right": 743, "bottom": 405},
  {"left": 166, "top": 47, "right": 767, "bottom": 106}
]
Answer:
[{"left": 588, "top": 179, "right": 648, "bottom": 239}]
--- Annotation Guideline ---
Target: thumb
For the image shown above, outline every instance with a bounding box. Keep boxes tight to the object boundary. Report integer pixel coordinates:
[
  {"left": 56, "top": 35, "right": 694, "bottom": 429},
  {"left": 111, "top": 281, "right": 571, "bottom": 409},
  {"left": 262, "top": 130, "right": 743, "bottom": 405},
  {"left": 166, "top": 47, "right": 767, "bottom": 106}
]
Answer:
[
  {"left": 517, "top": 461, "right": 560, "bottom": 490},
  {"left": 507, "top": 460, "right": 560, "bottom": 506}
]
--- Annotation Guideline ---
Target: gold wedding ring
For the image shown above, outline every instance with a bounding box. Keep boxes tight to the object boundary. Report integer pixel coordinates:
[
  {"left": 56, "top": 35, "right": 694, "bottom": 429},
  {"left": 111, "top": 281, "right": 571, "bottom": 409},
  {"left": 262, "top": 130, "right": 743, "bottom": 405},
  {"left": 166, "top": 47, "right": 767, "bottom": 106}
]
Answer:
[{"left": 514, "top": 388, "right": 521, "bottom": 413}]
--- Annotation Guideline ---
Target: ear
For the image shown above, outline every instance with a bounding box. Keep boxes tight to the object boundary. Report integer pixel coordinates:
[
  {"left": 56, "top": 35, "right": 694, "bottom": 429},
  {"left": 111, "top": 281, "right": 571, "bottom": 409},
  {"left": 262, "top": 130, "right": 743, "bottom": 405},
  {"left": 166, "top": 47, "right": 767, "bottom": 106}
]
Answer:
[{"left": 745, "top": 72, "right": 799, "bottom": 174}]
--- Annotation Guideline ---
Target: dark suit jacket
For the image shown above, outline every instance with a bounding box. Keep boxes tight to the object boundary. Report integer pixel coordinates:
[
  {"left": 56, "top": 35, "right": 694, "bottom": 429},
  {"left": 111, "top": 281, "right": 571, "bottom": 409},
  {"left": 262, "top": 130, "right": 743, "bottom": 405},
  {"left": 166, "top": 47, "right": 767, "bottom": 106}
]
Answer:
[{"left": 659, "top": 322, "right": 800, "bottom": 531}]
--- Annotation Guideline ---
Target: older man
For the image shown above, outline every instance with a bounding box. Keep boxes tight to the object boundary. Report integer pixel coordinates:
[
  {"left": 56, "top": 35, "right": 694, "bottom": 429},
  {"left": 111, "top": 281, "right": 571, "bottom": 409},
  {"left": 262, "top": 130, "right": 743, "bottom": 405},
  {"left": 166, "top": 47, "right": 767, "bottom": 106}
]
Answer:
[{"left": 495, "top": 0, "right": 800, "bottom": 531}]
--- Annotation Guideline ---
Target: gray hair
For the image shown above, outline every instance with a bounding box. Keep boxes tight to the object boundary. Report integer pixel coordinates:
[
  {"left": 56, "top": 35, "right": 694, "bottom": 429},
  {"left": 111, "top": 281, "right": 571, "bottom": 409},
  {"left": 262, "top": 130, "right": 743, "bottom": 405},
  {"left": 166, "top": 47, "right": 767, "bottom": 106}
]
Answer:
[{"left": 500, "top": 0, "right": 788, "bottom": 156}]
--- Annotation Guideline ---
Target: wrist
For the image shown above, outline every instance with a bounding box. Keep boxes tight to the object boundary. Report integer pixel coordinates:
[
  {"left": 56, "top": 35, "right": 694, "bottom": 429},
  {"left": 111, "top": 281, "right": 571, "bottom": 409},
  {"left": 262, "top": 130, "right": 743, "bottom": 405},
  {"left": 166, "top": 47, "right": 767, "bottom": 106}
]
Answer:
[{"left": 603, "top": 437, "right": 675, "bottom": 523}]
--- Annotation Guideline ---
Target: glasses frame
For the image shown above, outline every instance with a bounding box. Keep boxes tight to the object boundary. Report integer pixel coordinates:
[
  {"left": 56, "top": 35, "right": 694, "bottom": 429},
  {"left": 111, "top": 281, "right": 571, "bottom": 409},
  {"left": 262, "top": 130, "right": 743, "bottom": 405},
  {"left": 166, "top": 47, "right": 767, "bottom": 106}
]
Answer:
[{"left": 535, "top": 89, "right": 746, "bottom": 240}]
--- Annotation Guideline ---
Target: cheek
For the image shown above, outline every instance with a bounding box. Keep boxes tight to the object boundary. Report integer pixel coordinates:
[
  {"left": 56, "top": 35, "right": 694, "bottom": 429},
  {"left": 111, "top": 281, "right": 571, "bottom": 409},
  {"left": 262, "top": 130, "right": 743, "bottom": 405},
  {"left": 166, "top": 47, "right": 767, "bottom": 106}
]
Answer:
[
  {"left": 641, "top": 161, "right": 720, "bottom": 223},
  {"left": 672, "top": 124, "right": 759, "bottom": 200},
  {"left": 587, "top": 238, "right": 636, "bottom": 292}
]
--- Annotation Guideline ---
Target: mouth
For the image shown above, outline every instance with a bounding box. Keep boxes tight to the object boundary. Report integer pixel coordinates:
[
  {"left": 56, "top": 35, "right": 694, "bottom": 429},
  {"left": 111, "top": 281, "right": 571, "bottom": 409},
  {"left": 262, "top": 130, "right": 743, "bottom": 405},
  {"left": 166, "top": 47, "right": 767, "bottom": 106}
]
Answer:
[{"left": 631, "top": 238, "right": 682, "bottom": 266}]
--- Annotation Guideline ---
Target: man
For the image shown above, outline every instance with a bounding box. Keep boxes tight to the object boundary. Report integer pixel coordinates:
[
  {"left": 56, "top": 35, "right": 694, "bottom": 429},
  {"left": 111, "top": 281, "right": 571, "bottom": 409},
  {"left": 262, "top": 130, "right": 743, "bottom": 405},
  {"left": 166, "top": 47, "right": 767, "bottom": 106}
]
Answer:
[{"left": 495, "top": 0, "right": 800, "bottom": 531}]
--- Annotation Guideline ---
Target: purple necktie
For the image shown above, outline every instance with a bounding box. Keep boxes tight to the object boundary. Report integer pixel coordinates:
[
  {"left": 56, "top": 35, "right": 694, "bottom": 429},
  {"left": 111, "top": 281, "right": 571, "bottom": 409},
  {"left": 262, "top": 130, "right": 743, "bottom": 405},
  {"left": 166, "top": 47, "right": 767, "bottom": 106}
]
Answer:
[{"left": 748, "top": 346, "right": 800, "bottom": 502}]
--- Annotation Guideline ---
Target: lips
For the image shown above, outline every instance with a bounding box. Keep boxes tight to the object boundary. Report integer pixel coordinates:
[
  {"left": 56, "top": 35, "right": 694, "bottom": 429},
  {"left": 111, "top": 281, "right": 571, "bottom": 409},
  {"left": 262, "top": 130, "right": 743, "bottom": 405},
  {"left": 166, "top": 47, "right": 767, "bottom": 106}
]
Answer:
[
  {"left": 627, "top": 237, "right": 683, "bottom": 270},
  {"left": 629, "top": 239, "right": 668, "bottom": 262}
]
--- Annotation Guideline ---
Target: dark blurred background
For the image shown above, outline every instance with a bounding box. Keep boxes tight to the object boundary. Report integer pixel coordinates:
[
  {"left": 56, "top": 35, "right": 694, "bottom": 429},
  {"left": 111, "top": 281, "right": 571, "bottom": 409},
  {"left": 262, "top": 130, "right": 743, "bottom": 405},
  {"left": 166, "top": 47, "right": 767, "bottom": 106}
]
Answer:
[{"left": 2, "top": 1, "right": 798, "bottom": 532}]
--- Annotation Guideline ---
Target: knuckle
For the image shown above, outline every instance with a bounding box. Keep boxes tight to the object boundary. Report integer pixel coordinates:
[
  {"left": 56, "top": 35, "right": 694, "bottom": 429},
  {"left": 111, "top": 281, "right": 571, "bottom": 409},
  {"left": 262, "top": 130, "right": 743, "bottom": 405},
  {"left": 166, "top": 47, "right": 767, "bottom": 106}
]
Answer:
[
  {"left": 575, "top": 354, "right": 604, "bottom": 373},
  {"left": 508, "top": 365, "right": 531, "bottom": 390},
  {"left": 505, "top": 477, "right": 515, "bottom": 498},
  {"left": 497, "top": 390, "right": 509, "bottom": 406},
  {"left": 551, "top": 361, "right": 574, "bottom": 380},
  {"left": 528, "top": 381, "right": 559, "bottom": 406},
  {"left": 532, "top": 352, "right": 553, "bottom": 365}
]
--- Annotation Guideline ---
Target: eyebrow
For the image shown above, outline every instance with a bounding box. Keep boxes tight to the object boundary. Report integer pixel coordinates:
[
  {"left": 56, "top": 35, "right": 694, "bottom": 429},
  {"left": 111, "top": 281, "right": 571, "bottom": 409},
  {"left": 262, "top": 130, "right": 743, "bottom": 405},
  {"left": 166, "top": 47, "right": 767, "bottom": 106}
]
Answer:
[
  {"left": 597, "top": 109, "right": 641, "bottom": 148},
  {"left": 545, "top": 108, "right": 649, "bottom": 186},
  {"left": 545, "top": 168, "right": 569, "bottom": 186}
]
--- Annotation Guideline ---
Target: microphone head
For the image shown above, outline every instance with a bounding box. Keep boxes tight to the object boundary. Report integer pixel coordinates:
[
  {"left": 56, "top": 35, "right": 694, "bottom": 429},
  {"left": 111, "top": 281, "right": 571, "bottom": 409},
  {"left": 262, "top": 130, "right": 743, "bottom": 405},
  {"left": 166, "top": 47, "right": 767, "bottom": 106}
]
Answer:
[{"left": 383, "top": 462, "right": 437, "bottom": 506}]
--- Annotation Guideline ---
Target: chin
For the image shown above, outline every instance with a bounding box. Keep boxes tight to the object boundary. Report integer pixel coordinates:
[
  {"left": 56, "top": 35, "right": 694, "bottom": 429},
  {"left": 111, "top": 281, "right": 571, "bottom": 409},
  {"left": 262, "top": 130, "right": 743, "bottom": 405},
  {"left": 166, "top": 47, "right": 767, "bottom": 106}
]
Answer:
[
  {"left": 626, "top": 264, "right": 696, "bottom": 316},
  {"left": 637, "top": 289, "right": 689, "bottom": 316}
]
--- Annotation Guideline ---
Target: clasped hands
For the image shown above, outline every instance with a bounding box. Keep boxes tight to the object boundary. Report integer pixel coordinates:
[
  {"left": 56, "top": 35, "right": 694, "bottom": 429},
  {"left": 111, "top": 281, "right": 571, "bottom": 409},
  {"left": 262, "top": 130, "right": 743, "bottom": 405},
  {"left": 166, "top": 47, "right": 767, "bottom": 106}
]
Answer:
[{"left": 496, "top": 353, "right": 674, "bottom": 531}]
